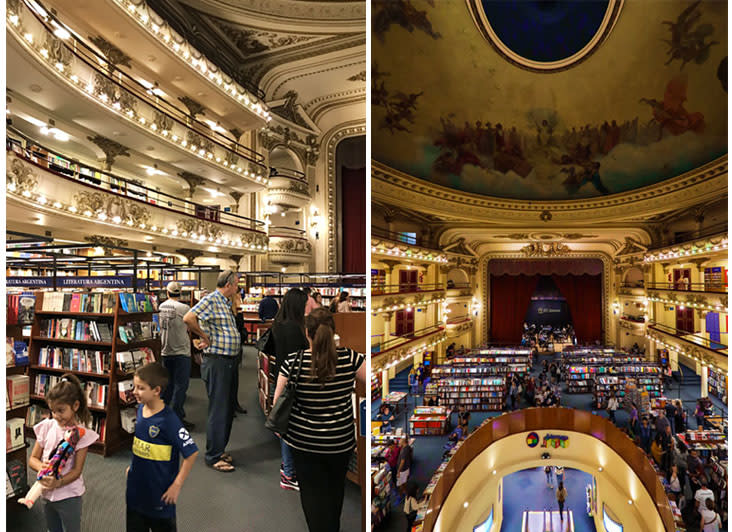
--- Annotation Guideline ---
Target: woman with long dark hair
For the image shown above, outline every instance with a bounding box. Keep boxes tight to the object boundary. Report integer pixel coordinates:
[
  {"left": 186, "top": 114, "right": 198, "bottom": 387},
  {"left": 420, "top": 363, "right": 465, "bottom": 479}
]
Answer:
[
  {"left": 274, "top": 307, "right": 366, "bottom": 532},
  {"left": 270, "top": 288, "right": 309, "bottom": 491}
]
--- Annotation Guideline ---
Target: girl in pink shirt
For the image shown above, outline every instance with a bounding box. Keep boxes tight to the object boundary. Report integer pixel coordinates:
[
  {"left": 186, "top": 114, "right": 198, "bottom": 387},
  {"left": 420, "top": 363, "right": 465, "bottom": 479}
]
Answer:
[{"left": 28, "top": 373, "right": 99, "bottom": 532}]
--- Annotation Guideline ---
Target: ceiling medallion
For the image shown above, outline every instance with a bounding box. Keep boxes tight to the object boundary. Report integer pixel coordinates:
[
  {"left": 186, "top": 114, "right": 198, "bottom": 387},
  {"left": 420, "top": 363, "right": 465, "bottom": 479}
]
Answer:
[{"left": 466, "top": 0, "right": 624, "bottom": 73}]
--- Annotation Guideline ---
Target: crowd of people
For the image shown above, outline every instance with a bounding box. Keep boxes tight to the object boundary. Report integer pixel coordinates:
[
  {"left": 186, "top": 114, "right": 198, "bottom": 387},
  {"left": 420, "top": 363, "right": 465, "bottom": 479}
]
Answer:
[{"left": 521, "top": 323, "right": 576, "bottom": 350}]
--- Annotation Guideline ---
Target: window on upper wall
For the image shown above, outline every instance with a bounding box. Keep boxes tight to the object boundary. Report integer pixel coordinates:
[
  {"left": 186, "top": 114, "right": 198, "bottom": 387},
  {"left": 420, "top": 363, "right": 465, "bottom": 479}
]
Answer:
[
  {"left": 398, "top": 231, "right": 416, "bottom": 245},
  {"left": 395, "top": 308, "right": 415, "bottom": 337}
]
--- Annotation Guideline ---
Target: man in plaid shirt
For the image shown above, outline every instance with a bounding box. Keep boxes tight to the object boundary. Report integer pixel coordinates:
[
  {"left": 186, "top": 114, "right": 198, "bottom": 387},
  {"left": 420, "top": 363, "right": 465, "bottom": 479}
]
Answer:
[{"left": 184, "top": 270, "right": 241, "bottom": 472}]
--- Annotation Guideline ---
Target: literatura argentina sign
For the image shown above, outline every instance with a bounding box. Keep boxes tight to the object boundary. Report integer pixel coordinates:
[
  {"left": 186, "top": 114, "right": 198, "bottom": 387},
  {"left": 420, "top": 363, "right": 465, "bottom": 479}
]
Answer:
[{"left": 7, "top": 276, "right": 134, "bottom": 288}]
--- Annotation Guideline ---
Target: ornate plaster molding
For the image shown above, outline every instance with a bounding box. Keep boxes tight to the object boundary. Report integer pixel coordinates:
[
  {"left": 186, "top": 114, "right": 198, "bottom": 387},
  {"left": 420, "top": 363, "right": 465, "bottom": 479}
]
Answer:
[
  {"left": 479, "top": 251, "right": 613, "bottom": 345},
  {"left": 324, "top": 120, "right": 366, "bottom": 272},
  {"left": 520, "top": 241, "right": 571, "bottom": 257},
  {"left": 372, "top": 158, "right": 727, "bottom": 224}
]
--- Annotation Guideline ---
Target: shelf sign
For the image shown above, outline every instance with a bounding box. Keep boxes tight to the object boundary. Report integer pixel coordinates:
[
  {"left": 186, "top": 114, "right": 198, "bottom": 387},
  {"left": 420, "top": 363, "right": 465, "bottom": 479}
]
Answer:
[
  {"left": 57, "top": 276, "right": 133, "bottom": 288},
  {"left": 7, "top": 277, "right": 54, "bottom": 287},
  {"left": 526, "top": 432, "right": 569, "bottom": 448}
]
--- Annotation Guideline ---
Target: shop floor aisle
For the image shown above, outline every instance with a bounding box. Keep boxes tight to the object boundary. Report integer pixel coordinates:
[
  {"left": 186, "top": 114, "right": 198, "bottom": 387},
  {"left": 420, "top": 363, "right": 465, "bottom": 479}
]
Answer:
[{"left": 9, "top": 346, "right": 361, "bottom": 532}]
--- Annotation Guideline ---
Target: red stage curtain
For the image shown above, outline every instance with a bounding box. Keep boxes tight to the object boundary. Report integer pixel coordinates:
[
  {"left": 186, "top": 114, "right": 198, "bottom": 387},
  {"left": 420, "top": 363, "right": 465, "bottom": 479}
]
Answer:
[
  {"left": 552, "top": 274, "right": 603, "bottom": 343},
  {"left": 341, "top": 167, "right": 365, "bottom": 273},
  {"left": 490, "top": 274, "right": 539, "bottom": 343}
]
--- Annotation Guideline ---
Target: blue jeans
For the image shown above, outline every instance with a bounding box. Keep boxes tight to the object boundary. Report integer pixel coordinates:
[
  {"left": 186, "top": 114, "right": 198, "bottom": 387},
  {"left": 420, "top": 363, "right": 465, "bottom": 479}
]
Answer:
[
  {"left": 161, "top": 355, "right": 191, "bottom": 422},
  {"left": 281, "top": 438, "right": 295, "bottom": 478},
  {"left": 201, "top": 355, "right": 236, "bottom": 465}
]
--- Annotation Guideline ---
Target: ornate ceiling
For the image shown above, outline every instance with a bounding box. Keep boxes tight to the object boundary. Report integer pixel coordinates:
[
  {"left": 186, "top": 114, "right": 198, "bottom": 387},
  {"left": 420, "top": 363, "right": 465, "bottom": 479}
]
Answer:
[
  {"left": 371, "top": 0, "right": 727, "bottom": 201},
  {"left": 148, "top": 0, "right": 366, "bottom": 129}
]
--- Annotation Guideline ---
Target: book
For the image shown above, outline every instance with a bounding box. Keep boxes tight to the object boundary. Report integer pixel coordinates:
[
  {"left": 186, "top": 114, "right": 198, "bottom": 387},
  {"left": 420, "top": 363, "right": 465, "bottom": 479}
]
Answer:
[
  {"left": 6, "top": 460, "right": 26, "bottom": 497},
  {"left": 6, "top": 418, "right": 24, "bottom": 451},
  {"left": 6, "top": 375, "right": 29, "bottom": 408},
  {"left": 17, "top": 295, "right": 35, "bottom": 325},
  {"left": 118, "top": 380, "right": 135, "bottom": 404},
  {"left": 120, "top": 408, "right": 136, "bottom": 434},
  {"left": 116, "top": 348, "right": 154, "bottom": 373},
  {"left": 6, "top": 338, "right": 14, "bottom": 367},
  {"left": 12, "top": 341, "right": 28, "bottom": 366},
  {"left": 26, "top": 404, "right": 50, "bottom": 427}
]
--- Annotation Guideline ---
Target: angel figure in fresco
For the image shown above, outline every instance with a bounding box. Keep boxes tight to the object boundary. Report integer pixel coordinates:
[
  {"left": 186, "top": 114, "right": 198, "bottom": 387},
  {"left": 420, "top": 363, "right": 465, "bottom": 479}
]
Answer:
[
  {"left": 372, "top": 0, "right": 441, "bottom": 43},
  {"left": 640, "top": 76, "right": 705, "bottom": 140},
  {"left": 662, "top": 0, "right": 718, "bottom": 69}
]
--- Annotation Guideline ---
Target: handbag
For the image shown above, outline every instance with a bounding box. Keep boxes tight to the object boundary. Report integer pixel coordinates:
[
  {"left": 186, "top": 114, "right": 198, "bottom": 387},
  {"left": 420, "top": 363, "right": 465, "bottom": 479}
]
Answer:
[
  {"left": 265, "top": 350, "right": 304, "bottom": 436},
  {"left": 256, "top": 327, "right": 275, "bottom": 355}
]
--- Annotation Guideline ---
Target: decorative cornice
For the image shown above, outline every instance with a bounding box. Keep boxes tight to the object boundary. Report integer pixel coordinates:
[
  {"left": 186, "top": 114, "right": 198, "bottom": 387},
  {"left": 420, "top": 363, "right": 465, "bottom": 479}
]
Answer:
[
  {"left": 520, "top": 241, "right": 571, "bottom": 257},
  {"left": 88, "top": 35, "right": 132, "bottom": 71},
  {"left": 347, "top": 70, "right": 366, "bottom": 81},
  {"left": 372, "top": 158, "right": 728, "bottom": 224},
  {"left": 86, "top": 135, "right": 130, "bottom": 169}
]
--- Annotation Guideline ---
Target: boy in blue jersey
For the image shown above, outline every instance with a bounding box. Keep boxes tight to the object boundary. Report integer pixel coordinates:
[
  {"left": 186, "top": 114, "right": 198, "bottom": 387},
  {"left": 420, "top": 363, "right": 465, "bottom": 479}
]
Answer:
[{"left": 126, "top": 363, "right": 198, "bottom": 532}]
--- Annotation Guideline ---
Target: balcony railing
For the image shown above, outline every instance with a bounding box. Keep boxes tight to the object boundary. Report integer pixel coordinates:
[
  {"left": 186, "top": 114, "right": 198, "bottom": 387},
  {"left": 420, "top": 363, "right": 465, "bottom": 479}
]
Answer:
[
  {"left": 371, "top": 323, "right": 445, "bottom": 354},
  {"left": 7, "top": 132, "right": 266, "bottom": 233},
  {"left": 371, "top": 283, "right": 445, "bottom": 296},
  {"left": 446, "top": 314, "right": 472, "bottom": 325},
  {"left": 267, "top": 227, "right": 312, "bottom": 263},
  {"left": 372, "top": 226, "right": 439, "bottom": 250},
  {"left": 641, "top": 282, "right": 728, "bottom": 294},
  {"left": 267, "top": 168, "right": 310, "bottom": 198},
  {"left": 9, "top": 0, "right": 267, "bottom": 177},
  {"left": 648, "top": 322, "right": 728, "bottom": 353}
]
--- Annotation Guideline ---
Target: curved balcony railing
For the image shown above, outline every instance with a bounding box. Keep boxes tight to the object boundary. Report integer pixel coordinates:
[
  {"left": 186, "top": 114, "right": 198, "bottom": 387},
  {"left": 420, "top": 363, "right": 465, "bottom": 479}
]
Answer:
[
  {"left": 267, "top": 168, "right": 310, "bottom": 198},
  {"left": 419, "top": 408, "right": 675, "bottom": 532},
  {"left": 371, "top": 282, "right": 445, "bottom": 296},
  {"left": 7, "top": 131, "right": 266, "bottom": 232},
  {"left": 641, "top": 282, "right": 728, "bottom": 294},
  {"left": 648, "top": 322, "right": 727, "bottom": 353},
  {"left": 269, "top": 167, "right": 307, "bottom": 182},
  {"left": 8, "top": 0, "right": 268, "bottom": 178},
  {"left": 446, "top": 314, "right": 472, "bottom": 325},
  {"left": 268, "top": 226, "right": 307, "bottom": 239},
  {"left": 371, "top": 323, "right": 445, "bottom": 354}
]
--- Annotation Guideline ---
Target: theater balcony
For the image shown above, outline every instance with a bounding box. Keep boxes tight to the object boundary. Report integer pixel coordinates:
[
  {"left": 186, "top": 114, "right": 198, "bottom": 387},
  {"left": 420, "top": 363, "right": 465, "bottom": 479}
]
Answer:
[
  {"left": 18, "top": 0, "right": 271, "bottom": 129},
  {"left": 266, "top": 227, "right": 313, "bottom": 265},
  {"left": 371, "top": 227, "right": 448, "bottom": 265},
  {"left": 7, "top": 1, "right": 269, "bottom": 189},
  {"left": 647, "top": 322, "right": 728, "bottom": 367},
  {"left": 371, "top": 323, "right": 447, "bottom": 373},
  {"left": 266, "top": 168, "right": 311, "bottom": 212},
  {"left": 6, "top": 139, "right": 268, "bottom": 255}
]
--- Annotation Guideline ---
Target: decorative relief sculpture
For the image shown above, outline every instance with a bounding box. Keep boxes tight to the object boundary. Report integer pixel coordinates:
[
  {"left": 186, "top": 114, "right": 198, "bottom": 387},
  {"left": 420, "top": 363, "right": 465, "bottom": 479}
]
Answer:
[
  {"left": 8, "top": 158, "right": 39, "bottom": 193},
  {"left": 521, "top": 241, "right": 571, "bottom": 257},
  {"left": 73, "top": 191, "right": 151, "bottom": 227},
  {"left": 175, "top": 219, "right": 223, "bottom": 240}
]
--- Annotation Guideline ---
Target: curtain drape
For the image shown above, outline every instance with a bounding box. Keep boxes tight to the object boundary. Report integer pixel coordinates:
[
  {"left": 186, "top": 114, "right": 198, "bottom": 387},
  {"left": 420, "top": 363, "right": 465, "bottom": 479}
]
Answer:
[
  {"left": 341, "top": 166, "right": 365, "bottom": 273},
  {"left": 489, "top": 274, "right": 540, "bottom": 343},
  {"left": 551, "top": 274, "right": 603, "bottom": 343}
]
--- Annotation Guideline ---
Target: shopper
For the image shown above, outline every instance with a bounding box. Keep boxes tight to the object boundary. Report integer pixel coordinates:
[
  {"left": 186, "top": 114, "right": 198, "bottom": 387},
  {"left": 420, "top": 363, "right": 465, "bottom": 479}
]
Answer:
[
  {"left": 384, "top": 439, "right": 400, "bottom": 481},
  {"left": 544, "top": 465, "right": 554, "bottom": 488},
  {"left": 687, "top": 450, "right": 705, "bottom": 493},
  {"left": 274, "top": 307, "right": 366, "bottom": 532},
  {"left": 408, "top": 367, "right": 418, "bottom": 395},
  {"left": 700, "top": 498, "right": 722, "bottom": 532},
  {"left": 651, "top": 434, "right": 664, "bottom": 466},
  {"left": 554, "top": 465, "right": 564, "bottom": 486},
  {"left": 694, "top": 481, "right": 715, "bottom": 511},
  {"left": 665, "top": 400, "right": 677, "bottom": 434},
  {"left": 639, "top": 417, "right": 652, "bottom": 453},
  {"left": 396, "top": 436, "right": 413, "bottom": 501},
  {"left": 695, "top": 399, "right": 706, "bottom": 429},
  {"left": 674, "top": 399, "right": 685, "bottom": 434},
  {"left": 661, "top": 425, "right": 674, "bottom": 473},
  {"left": 556, "top": 481, "right": 568, "bottom": 521},
  {"left": 184, "top": 269, "right": 241, "bottom": 472},
  {"left": 28, "top": 374, "right": 99, "bottom": 532},
  {"left": 668, "top": 464, "right": 683, "bottom": 502},
  {"left": 336, "top": 291, "right": 352, "bottom": 313},
  {"left": 628, "top": 402, "right": 639, "bottom": 436},
  {"left": 656, "top": 409, "right": 671, "bottom": 435},
  {"left": 270, "top": 287, "right": 309, "bottom": 491},
  {"left": 376, "top": 404, "right": 395, "bottom": 433},
  {"left": 159, "top": 281, "right": 194, "bottom": 430},
  {"left": 403, "top": 481, "right": 420, "bottom": 532},
  {"left": 606, "top": 392, "right": 619, "bottom": 424},
  {"left": 258, "top": 290, "right": 279, "bottom": 321},
  {"left": 304, "top": 288, "right": 320, "bottom": 316},
  {"left": 126, "top": 363, "right": 198, "bottom": 532}
]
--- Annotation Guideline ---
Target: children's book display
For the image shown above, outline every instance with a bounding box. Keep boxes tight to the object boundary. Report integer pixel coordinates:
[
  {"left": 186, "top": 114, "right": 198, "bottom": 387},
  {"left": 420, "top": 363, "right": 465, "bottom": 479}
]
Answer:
[{"left": 23, "top": 291, "right": 160, "bottom": 456}]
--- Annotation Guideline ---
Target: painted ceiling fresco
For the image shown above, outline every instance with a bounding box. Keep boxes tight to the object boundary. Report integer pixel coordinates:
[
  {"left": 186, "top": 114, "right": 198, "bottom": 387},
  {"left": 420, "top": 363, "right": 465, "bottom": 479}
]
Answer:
[{"left": 371, "top": 0, "right": 728, "bottom": 201}]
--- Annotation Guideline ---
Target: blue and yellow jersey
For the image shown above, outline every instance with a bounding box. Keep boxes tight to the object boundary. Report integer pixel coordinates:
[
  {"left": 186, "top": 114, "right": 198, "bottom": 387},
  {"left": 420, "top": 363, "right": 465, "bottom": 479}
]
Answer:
[{"left": 126, "top": 405, "right": 198, "bottom": 519}]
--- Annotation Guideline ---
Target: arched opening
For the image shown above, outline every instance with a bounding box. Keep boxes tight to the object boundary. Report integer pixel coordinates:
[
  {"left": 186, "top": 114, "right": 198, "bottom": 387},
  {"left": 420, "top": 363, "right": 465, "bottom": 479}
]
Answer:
[
  {"left": 447, "top": 268, "right": 470, "bottom": 288},
  {"left": 336, "top": 135, "right": 365, "bottom": 273},
  {"left": 624, "top": 267, "right": 644, "bottom": 287}
]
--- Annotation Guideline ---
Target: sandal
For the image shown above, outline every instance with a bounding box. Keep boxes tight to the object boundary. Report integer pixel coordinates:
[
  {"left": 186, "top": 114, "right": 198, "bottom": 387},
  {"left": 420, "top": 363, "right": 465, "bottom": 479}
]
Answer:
[
  {"left": 211, "top": 460, "right": 235, "bottom": 472},
  {"left": 220, "top": 453, "right": 234, "bottom": 464}
]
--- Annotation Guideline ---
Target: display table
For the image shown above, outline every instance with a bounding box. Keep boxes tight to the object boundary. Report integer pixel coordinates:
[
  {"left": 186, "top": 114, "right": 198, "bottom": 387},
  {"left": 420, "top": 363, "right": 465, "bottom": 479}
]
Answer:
[
  {"left": 409, "top": 406, "right": 451, "bottom": 435},
  {"left": 383, "top": 391, "right": 408, "bottom": 413}
]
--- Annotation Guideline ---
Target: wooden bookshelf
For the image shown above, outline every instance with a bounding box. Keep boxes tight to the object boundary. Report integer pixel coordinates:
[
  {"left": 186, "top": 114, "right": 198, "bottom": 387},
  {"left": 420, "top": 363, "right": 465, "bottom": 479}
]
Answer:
[{"left": 26, "top": 291, "right": 161, "bottom": 457}]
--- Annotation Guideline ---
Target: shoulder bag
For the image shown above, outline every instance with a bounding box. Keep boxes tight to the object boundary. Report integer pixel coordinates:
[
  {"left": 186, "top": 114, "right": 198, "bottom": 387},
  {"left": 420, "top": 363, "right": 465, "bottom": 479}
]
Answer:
[
  {"left": 265, "top": 349, "right": 304, "bottom": 436},
  {"left": 256, "top": 326, "right": 275, "bottom": 355}
]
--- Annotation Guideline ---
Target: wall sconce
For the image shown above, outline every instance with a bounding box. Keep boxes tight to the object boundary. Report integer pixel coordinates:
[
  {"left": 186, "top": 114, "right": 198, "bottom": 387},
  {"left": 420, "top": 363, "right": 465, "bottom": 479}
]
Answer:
[{"left": 310, "top": 208, "right": 321, "bottom": 240}]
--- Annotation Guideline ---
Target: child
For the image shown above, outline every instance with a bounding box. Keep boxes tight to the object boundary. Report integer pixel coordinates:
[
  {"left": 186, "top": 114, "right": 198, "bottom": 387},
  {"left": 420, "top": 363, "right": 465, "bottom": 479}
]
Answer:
[
  {"left": 126, "top": 363, "right": 199, "bottom": 532},
  {"left": 28, "top": 373, "right": 99, "bottom": 532}
]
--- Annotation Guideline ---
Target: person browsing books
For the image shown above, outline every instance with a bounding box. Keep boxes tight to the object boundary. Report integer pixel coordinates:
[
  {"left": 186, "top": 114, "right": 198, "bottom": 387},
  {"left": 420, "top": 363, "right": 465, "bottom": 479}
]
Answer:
[
  {"left": 183, "top": 270, "right": 241, "bottom": 473},
  {"left": 159, "top": 282, "right": 194, "bottom": 431},
  {"left": 126, "top": 363, "right": 198, "bottom": 532},
  {"left": 273, "top": 307, "right": 366, "bottom": 531}
]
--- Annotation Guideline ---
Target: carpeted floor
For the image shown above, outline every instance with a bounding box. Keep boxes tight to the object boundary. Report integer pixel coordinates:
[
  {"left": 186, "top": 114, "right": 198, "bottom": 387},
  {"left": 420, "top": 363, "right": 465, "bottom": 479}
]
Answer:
[
  {"left": 374, "top": 352, "right": 723, "bottom": 532},
  {"left": 8, "top": 346, "right": 361, "bottom": 532}
]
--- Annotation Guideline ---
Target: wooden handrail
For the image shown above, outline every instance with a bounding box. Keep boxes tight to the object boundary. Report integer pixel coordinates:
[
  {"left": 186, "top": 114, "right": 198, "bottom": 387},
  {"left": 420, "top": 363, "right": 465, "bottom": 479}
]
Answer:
[{"left": 421, "top": 407, "right": 675, "bottom": 532}]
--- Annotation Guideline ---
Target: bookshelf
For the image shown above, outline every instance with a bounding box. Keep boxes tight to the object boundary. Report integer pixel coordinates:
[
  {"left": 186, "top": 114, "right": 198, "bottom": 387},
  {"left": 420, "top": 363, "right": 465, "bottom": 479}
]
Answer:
[
  {"left": 6, "top": 291, "right": 33, "bottom": 500},
  {"left": 432, "top": 377, "right": 505, "bottom": 411},
  {"left": 371, "top": 463, "right": 392, "bottom": 529},
  {"left": 707, "top": 367, "right": 727, "bottom": 403},
  {"left": 371, "top": 372, "right": 382, "bottom": 401},
  {"left": 409, "top": 406, "right": 451, "bottom": 435},
  {"left": 257, "top": 350, "right": 274, "bottom": 415},
  {"left": 25, "top": 291, "right": 161, "bottom": 457}
]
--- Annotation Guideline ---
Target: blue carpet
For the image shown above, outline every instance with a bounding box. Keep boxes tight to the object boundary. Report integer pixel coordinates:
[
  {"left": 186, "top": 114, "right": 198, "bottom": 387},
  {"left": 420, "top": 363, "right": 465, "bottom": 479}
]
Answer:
[
  {"left": 374, "top": 352, "right": 713, "bottom": 531},
  {"left": 500, "top": 467, "right": 596, "bottom": 532}
]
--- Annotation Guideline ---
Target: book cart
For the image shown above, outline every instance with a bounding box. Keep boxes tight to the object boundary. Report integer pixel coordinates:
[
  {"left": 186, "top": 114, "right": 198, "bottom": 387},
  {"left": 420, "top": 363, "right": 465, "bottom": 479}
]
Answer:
[{"left": 25, "top": 291, "right": 161, "bottom": 457}]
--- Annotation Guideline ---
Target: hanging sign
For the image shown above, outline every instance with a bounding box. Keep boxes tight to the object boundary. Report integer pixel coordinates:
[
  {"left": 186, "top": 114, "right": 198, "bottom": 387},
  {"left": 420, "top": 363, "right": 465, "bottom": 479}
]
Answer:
[
  {"left": 7, "top": 277, "right": 54, "bottom": 287},
  {"left": 7, "top": 276, "right": 134, "bottom": 288}
]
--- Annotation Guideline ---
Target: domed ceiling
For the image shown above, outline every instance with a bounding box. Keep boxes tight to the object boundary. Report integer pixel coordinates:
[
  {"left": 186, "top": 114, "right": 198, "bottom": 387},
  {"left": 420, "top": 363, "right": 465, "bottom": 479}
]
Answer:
[{"left": 371, "top": 0, "right": 727, "bottom": 201}]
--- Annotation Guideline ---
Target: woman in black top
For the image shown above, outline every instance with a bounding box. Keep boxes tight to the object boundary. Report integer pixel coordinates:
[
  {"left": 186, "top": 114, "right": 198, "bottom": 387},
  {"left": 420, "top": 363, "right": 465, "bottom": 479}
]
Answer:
[
  {"left": 275, "top": 308, "right": 366, "bottom": 532},
  {"left": 270, "top": 288, "right": 309, "bottom": 490}
]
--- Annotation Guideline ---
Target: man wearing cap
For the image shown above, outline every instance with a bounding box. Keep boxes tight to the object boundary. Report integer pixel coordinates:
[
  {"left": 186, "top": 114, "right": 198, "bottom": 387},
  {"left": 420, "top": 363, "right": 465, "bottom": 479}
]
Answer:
[
  {"left": 159, "top": 281, "right": 194, "bottom": 430},
  {"left": 184, "top": 270, "right": 241, "bottom": 472}
]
